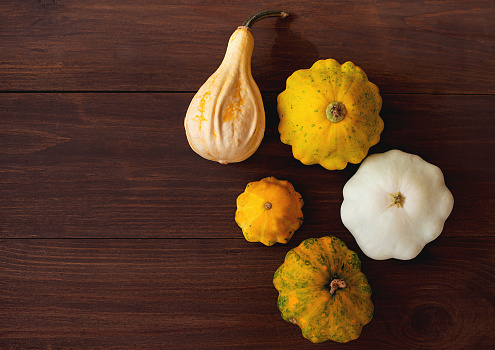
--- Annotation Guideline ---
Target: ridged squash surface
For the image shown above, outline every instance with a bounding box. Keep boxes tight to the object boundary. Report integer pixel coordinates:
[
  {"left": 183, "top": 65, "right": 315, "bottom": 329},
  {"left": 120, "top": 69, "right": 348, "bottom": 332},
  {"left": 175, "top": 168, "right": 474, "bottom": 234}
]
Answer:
[
  {"left": 273, "top": 236, "right": 373, "bottom": 343},
  {"left": 277, "top": 59, "right": 383, "bottom": 170}
]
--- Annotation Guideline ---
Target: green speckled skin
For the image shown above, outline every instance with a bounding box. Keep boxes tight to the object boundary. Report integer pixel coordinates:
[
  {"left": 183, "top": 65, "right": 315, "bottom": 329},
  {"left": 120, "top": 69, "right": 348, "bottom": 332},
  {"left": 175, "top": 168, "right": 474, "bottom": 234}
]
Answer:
[
  {"left": 277, "top": 59, "right": 384, "bottom": 170},
  {"left": 273, "top": 236, "right": 373, "bottom": 343}
]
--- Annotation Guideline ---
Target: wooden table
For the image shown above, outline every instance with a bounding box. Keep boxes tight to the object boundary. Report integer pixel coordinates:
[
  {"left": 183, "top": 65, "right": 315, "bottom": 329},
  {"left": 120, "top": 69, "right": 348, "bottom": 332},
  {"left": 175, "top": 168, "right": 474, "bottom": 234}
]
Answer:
[{"left": 1, "top": 1, "right": 494, "bottom": 348}]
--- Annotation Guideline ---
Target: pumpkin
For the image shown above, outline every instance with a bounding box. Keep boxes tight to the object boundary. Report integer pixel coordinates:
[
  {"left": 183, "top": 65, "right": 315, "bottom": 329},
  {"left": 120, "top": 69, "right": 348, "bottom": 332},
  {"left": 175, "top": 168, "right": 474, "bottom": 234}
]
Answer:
[
  {"left": 235, "top": 177, "right": 303, "bottom": 246},
  {"left": 273, "top": 236, "right": 373, "bottom": 343},
  {"left": 184, "top": 10, "right": 288, "bottom": 164},
  {"left": 277, "top": 59, "right": 384, "bottom": 170},
  {"left": 341, "top": 149, "right": 454, "bottom": 260}
]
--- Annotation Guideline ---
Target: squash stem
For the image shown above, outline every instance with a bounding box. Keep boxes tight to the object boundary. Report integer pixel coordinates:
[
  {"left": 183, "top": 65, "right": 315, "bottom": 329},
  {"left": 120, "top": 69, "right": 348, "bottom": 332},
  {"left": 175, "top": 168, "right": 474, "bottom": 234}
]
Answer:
[
  {"left": 242, "top": 10, "right": 288, "bottom": 29},
  {"left": 326, "top": 102, "right": 347, "bottom": 123},
  {"left": 388, "top": 191, "right": 405, "bottom": 208},
  {"left": 329, "top": 279, "right": 347, "bottom": 294}
]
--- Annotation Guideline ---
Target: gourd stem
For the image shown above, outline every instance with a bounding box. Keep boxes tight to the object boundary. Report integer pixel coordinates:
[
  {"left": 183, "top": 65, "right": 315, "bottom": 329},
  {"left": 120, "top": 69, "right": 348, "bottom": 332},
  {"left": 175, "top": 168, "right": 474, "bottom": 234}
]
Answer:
[
  {"left": 329, "top": 278, "right": 347, "bottom": 294},
  {"left": 388, "top": 191, "right": 405, "bottom": 208},
  {"left": 242, "top": 10, "right": 288, "bottom": 29},
  {"left": 326, "top": 102, "right": 347, "bottom": 123},
  {"left": 264, "top": 202, "right": 272, "bottom": 210}
]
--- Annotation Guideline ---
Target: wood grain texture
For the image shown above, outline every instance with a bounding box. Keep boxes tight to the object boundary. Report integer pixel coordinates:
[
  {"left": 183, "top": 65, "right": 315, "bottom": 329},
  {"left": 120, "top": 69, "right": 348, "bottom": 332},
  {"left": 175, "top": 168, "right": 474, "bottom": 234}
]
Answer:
[
  {"left": 1, "top": 93, "right": 493, "bottom": 239},
  {"left": 0, "top": 238, "right": 493, "bottom": 349},
  {"left": 1, "top": 0, "right": 494, "bottom": 348},
  {"left": 1, "top": 0, "right": 494, "bottom": 93}
]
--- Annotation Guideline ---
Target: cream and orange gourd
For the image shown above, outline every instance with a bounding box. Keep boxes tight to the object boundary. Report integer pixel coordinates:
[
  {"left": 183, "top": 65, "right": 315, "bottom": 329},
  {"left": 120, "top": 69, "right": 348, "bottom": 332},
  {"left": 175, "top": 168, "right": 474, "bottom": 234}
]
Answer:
[{"left": 185, "top": 11, "right": 288, "bottom": 164}]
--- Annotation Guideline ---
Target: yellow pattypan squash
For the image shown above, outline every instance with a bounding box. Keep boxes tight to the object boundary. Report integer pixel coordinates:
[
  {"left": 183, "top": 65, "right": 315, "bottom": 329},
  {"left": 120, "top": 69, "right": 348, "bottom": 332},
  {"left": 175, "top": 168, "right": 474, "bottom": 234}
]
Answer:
[
  {"left": 277, "top": 59, "right": 384, "bottom": 170},
  {"left": 235, "top": 177, "right": 303, "bottom": 246}
]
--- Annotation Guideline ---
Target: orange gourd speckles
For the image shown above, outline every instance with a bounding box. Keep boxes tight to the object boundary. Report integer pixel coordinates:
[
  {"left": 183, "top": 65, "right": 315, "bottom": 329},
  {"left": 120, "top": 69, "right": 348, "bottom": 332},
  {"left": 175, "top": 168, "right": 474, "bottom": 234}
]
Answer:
[
  {"left": 277, "top": 59, "right": 384, "bottom": 170},
  {"left": 222, "top": 80, "right": 245, "bottom": 123},
  {"left": 273, "top": 236, "right": 373, "bottom": 343},
  {"left": 195, "top": 91, "right": 211, "bottom": 128},
  {"left": 235, "top": 177, "right": 303, "bottom": 246}
]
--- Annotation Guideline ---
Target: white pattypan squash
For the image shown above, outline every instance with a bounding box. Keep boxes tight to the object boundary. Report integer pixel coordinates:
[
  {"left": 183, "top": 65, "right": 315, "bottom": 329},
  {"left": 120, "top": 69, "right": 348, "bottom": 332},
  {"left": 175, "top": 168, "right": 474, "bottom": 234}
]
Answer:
[{"left": 340, "top": 149, "right": 454, "bottom": 260}]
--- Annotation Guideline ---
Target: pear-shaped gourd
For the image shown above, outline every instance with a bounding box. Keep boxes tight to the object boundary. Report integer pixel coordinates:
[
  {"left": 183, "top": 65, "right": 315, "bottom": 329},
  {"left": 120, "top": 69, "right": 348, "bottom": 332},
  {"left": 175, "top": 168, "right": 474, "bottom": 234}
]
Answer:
[{"left": 184, "top": 10, "right": 288, "bottom": 164}]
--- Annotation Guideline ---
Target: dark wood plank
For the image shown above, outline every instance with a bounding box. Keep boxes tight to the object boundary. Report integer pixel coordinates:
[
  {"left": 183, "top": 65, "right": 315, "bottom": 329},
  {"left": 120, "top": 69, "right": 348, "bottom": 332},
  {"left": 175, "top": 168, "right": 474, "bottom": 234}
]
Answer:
[
  {"left": 1, "top": 93, "right": 493, "bottom": 238},
  {"left": 2, "top": 1, "right": 494, "bottom": 349},
  {"left": 0, "top": 238, "right": 493, "bottom": 349},
  {"left": 1, "top": 1, "right": 493, "bottom": 93}
]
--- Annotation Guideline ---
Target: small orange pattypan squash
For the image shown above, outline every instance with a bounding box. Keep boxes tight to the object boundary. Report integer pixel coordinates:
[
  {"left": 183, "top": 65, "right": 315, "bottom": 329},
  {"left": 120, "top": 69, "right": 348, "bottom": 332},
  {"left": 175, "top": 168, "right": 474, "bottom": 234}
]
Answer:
[
  {"left": 277, "top": 59, "right": 384, "bottom": 170},
  {"left": 235, "top": 177, "right": 303, "bottom": 246},
  {"left": 273, "top": 236, "right": 373, "bottom": 343}
]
